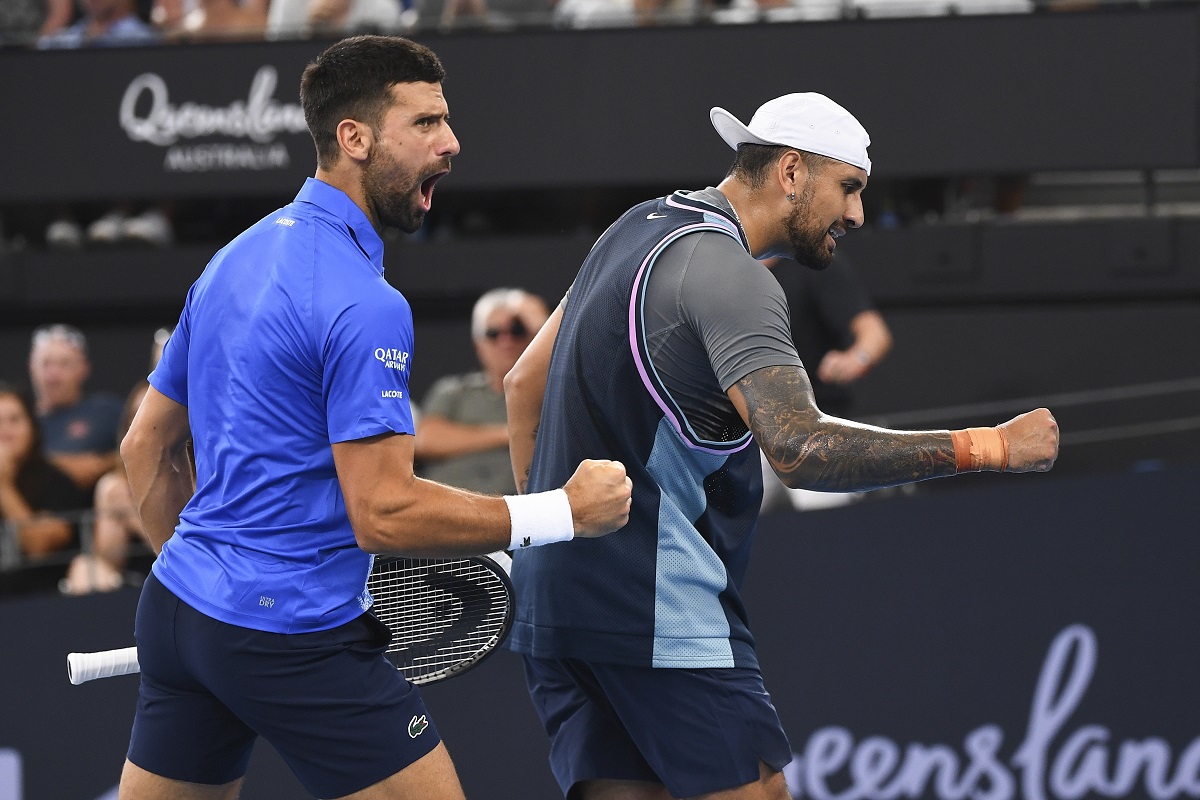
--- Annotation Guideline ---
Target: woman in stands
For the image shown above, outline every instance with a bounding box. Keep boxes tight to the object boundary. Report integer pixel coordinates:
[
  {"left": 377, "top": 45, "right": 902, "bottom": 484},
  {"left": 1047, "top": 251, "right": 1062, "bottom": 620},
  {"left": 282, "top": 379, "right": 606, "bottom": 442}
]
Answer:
[{"left": 0, "top": 383, "right": 90, "bottom": 588}]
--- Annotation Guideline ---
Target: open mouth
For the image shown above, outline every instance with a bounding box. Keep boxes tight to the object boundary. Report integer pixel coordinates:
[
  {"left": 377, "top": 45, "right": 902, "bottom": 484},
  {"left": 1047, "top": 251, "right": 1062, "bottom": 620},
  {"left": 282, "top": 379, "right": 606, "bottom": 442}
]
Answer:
[
  {"left": 419, "top": 169, "right": 450, "bottom": 212},
  {"left": 827, "top": 225, "right": 845, "bottom": 248}
]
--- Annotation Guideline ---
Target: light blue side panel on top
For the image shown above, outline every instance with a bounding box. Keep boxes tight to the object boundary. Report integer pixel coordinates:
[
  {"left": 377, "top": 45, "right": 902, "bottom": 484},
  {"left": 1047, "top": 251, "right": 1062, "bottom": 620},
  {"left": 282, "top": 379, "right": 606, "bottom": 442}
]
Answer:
[{"left": 646, "top": 417, "right": 735, "bottom": 668}]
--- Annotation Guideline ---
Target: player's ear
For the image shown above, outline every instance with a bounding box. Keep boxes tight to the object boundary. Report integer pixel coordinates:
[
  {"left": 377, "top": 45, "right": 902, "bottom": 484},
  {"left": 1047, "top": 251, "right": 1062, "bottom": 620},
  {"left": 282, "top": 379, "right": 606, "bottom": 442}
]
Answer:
[
  {"left": 335, "top": 118, "right": 374, "bottom": 164},
  {"left": 777, "top": 150, "right": 804, "bottom": 200}
]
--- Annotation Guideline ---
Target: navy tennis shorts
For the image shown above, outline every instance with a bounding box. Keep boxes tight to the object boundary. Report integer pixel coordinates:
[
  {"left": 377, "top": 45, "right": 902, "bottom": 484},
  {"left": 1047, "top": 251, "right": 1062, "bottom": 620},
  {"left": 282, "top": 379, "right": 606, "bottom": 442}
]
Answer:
[
  {"left": 523, "top": 656, "right": 792, "bottom": 798},
  {"left": 127, "top": 572, "right": 441, "bottom": 798}
]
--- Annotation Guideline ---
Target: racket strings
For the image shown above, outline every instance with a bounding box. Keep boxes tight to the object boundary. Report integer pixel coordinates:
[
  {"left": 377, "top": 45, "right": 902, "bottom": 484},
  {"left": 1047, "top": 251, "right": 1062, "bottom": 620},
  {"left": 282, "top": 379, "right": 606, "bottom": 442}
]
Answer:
[{"left": 366, "top": 558, "right": 512, "bottom": 684}]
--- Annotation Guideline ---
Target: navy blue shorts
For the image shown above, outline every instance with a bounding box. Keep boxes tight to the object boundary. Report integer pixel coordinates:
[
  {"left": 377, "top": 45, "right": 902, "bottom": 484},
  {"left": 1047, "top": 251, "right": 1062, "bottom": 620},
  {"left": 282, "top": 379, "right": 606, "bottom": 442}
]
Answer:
[
  {"left": 127, "top": 572, "right": 441, "bottom": 798},
  {"left": 523, "top": 656, "right": 792, "bottom": 798}
]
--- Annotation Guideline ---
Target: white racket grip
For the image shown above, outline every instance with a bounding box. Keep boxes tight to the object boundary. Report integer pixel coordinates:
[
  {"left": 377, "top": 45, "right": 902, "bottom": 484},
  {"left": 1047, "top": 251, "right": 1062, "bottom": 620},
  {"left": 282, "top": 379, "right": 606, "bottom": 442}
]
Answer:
[{"left": 67, "top": 646, "right": 140, "bottom": 685}]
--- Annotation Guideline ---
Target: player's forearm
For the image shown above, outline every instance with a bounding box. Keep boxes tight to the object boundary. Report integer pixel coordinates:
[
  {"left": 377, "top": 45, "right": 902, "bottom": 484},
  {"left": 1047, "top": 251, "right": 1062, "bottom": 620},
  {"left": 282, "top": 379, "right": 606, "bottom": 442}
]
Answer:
[
  {"left": 121, "top": 437, "right": 193, "bottom": 555},
  {"left": 764, "top": 414, "right": 958, "bottom": 492},
  {"left": 734, "top": 365, "right": 958, "bottom": 492},
  {"left": 413, "top": 417, "right": 508, "bottom": 461},
  {"left": 504, "top": 377, "right": 542, "bottom": 495},
  {"left": 503, "top": 304, "right": 560, "bottom": 494},
  {"left": 350, "top": 475, "right": 513, "bottom": 557}
]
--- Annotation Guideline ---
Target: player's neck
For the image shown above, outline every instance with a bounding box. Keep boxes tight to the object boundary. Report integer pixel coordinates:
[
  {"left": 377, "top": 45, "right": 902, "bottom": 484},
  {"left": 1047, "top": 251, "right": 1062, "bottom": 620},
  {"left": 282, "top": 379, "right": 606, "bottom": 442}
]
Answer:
[
  {"left": 313, "top": 168, "right": 378, "bottom": 232},
  {"left": 714, "top": 178, "right": 775, "bottom": 259}
]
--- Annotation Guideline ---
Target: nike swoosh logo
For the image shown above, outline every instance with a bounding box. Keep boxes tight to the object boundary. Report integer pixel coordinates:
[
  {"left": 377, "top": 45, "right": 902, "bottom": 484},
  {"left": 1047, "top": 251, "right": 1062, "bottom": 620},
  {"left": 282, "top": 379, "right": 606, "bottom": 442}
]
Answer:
[{"left": 647, "top": 213, "right": 668, "bottom": 219}]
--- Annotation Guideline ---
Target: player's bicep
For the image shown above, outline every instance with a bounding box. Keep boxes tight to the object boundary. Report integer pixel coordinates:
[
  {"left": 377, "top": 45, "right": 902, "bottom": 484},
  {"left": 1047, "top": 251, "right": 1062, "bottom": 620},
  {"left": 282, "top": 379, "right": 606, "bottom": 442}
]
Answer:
[
  {"left": 505, "top": 303, "right": 562, "bottom": 493},
  {"left": 506, "top": 302, "right": 561, "bottom": 402},
  {"left": 727, "top": 364, "right": 822, "bottom": 464},
  {"left": 149, "top": 301, "right": 193, "bottom": 406},
  {"left": 125, "top": 386, "right": 192, "bottom": 452}
]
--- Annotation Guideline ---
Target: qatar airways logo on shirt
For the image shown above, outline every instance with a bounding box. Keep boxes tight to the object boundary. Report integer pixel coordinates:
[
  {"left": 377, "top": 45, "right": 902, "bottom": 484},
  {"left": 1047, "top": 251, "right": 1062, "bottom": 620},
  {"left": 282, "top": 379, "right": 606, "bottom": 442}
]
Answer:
[{"left": 375, "top": 348, "right": 409, "bottom": 371}]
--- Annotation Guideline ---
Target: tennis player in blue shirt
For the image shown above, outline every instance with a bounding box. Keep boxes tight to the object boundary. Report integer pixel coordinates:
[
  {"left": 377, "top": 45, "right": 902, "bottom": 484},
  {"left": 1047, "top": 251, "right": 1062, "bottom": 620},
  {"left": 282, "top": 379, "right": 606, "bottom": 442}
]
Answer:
[{"left": 116, "top": 35, "right": 631, "bottom": 800}]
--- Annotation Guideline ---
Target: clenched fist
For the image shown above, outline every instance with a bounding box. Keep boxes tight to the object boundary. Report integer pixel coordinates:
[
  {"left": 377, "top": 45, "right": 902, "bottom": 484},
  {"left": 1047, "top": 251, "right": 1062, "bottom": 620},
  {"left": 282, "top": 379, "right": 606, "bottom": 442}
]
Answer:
[
  {"left": 1000, "top": 408, "right": 1059, "bottom": 473},
  {"left": 563, "top": 459, "right": 633, "bottom": 537}
]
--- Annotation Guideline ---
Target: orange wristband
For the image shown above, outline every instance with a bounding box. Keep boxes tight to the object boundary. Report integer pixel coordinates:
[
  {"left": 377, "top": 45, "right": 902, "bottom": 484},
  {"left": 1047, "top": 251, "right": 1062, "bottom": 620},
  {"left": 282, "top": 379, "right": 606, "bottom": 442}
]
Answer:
[{"left": 951, "top": 427, "right": 1010, "bottom": 473}]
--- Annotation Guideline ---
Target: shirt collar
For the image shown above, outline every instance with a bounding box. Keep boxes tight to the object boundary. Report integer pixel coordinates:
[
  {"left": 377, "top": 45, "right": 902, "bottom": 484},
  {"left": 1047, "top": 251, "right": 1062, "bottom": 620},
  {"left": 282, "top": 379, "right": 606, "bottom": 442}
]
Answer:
[
  {"left": 294, "top": 178, "right": 385, "bottom": 273},
  {"left": 677, "top": 187, "right": 749, "bottom": 250}
]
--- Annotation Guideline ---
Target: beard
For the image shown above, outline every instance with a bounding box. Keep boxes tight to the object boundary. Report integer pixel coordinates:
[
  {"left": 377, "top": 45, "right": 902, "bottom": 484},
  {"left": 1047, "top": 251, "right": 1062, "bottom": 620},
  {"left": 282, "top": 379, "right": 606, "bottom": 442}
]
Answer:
[
  {"left": 784, "top": 182, "right": 835, "bottom": 270},
  {"left": 361, "top": 146, "right": 441, "bottom": 234}
]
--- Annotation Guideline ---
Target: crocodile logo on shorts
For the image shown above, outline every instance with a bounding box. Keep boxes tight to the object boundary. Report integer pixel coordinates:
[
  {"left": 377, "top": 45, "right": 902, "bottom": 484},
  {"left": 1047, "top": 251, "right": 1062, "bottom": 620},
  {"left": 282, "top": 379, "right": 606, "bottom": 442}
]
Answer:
[{"left": 408, "top": 714, "right": 429, "bottom": 738}]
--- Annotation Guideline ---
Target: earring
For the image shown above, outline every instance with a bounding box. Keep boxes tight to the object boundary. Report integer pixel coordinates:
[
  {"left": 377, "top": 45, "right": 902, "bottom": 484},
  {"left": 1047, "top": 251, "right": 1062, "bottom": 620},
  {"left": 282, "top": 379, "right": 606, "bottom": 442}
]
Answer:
[{"left": 787, "top": 193, "right": 796, "bottom": 202}]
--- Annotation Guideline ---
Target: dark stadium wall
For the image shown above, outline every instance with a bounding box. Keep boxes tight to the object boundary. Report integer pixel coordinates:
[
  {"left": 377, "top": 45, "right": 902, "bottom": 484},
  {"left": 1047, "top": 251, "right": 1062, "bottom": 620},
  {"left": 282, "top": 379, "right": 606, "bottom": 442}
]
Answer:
[
  {"left": 1, "top": 6, "right": 1198, "bottom": 201},
  {"left": 3, "top": 465, "right": 1197, "bottom": 799}
]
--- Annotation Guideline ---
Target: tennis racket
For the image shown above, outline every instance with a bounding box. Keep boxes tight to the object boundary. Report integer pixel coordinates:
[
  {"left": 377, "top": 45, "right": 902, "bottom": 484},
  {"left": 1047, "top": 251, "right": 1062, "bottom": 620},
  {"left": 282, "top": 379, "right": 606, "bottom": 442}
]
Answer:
[{"left": 67, "top": 551, "right": 514, "bottom": 686}]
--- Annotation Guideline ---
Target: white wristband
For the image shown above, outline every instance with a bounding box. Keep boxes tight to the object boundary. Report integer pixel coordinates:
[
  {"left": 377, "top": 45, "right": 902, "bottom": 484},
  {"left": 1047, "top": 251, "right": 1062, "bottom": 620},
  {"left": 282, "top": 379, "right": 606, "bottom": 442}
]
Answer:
[{"left": 504, "top": 489, "right": 575, "bottom": 550}]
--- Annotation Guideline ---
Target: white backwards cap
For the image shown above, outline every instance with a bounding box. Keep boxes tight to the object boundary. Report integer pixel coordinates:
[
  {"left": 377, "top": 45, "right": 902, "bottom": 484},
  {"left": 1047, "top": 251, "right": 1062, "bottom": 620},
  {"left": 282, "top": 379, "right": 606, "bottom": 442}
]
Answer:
[{"left": 710, "top": 93, "right": 871, "bottom": 176}]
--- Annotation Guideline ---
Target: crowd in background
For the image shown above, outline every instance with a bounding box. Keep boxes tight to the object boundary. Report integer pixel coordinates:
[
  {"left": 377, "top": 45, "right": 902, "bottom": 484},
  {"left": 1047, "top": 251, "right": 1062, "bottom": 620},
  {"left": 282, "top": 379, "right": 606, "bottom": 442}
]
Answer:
[
  {"left": 0, "top": 0, "right": 1110, "bottom": 50},
  {"left": 0, "top": 325, "right": 163, "bottom": 598}
]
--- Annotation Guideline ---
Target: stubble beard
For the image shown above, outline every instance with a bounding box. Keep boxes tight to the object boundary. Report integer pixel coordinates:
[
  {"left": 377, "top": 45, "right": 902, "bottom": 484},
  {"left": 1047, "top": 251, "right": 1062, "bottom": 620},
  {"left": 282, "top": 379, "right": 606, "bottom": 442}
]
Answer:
[
  {"left": 784, "top": 181, "right": 835, "bottom": 270},
  {"left": 362, "top": 146, "right": 427, "bottom": 234}
]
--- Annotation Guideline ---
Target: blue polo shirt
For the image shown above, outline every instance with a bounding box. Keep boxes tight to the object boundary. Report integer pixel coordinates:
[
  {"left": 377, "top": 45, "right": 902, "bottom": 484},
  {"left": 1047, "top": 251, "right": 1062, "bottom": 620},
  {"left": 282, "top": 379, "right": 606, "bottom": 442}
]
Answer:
[{"left": 149, "top": 178, "right": 415, "bottom": 634}]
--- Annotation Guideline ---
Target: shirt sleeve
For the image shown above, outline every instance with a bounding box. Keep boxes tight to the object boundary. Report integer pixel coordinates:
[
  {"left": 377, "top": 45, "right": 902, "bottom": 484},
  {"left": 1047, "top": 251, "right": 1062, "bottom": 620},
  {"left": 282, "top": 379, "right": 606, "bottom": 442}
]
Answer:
[
  {"left": 677, "top": 231, "right": 803, "bottom": 391},
  {"left": 148, "top": 291, "right": 193, "bottom": 406},
  {"left": 323, "top": 292, "right": 416, "bottom": 444}
]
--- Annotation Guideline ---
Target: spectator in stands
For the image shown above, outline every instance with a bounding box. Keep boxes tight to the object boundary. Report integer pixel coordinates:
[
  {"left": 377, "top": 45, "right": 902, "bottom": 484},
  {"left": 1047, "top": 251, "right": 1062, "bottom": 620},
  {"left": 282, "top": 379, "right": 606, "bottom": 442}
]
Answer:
[
  {"left": 415, "top": 288, "right": 549, "bottom": 495},
  {"left": 45, "top": 202, "right": 176, "bottom": 251},
  {"left": 265, "top": 0, "right": 406, "bottom": 39},
  {"left": 60, "top": 327, "right": 175, "bottom": 594},
  {"left": 638, "top": 0, "right": 697, "bottom": 23},
  {"left": 551, "top": 0, "right": 633, "bottom": 27},
  {"left": 28, "top": 325, "right": 123, "bottom": 494},
  {"left": 771, "top": 253, "right": 892, "bottom": 418},
  {"left": 0, "top": 384, "right": 89, "bottom": 562},
  {"left": 149, "top": 0, "right": 188, "bottom": 31},
  {"left": 0, "top": 0, "right": 73, "bottom": 46},
  {"left": 762, "top": 254, "right": 893, "bottom": 512},
  {"left": 37, "top": 0, "right": 160, "bottom": 46},
  {"left": 435, "top": 0, "right": 489, "bottom": 30},
  {"left": 161, "top": 0, "right": 268, "bottom": 40},
  {"left": 60, "top": 382, "right": 152, "bottom": 594}
]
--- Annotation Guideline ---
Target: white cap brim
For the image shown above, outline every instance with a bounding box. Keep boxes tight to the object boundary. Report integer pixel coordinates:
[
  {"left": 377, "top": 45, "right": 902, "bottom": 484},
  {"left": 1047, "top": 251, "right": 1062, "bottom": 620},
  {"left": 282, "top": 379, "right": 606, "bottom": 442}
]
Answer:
[{"left": 710, "top": 106, "right": 773, "bottom": 150}]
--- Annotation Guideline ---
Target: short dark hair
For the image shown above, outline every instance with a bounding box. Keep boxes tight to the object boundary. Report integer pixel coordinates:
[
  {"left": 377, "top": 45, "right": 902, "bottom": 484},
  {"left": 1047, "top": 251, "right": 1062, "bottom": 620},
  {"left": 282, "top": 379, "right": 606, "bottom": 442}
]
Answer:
[
  {"left": 726, "top": 144, "right": 835, "bottom": 190},
  {"left": 300, "top": 35, "right": 447, "bottom": 170}
]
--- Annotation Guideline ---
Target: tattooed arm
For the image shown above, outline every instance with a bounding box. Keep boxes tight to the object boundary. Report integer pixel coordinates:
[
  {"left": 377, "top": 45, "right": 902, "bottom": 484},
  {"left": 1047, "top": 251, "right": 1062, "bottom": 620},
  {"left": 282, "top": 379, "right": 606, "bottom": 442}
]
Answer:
[
  {"left": 504, "top": 304, "right": 564, "bottom": 494},
  {"left": 729, "top": 364, "right": 1057, "bottom": 492}
]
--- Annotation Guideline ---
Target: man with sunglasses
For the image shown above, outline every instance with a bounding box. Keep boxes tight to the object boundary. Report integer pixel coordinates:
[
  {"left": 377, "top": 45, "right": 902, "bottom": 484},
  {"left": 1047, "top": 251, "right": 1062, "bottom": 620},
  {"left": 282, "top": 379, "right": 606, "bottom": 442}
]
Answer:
[{"left": 415, "top": 287, "right": 550, "bottom": 494}]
